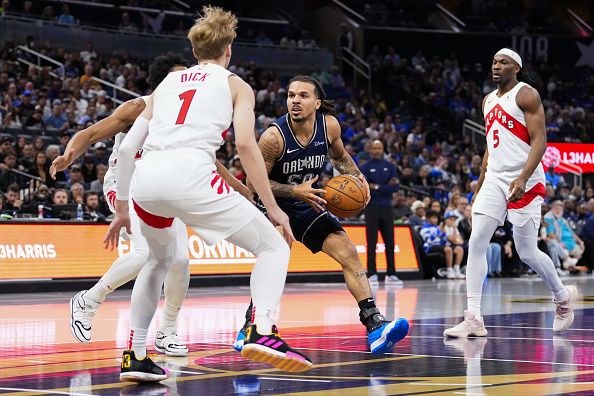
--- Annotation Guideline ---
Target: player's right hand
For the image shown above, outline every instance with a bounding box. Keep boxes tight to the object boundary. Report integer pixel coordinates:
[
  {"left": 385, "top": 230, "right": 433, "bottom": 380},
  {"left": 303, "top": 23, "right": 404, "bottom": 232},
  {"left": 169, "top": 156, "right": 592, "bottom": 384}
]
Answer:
[
  {"left": 267, "top": 205, "right": 296, "bottom": 245},
  {"left": 50, "top": 148, "right": 76, "bottom": 179},
  {"left": 104, "top": 213, "right": 131, "bottom": 251},
  {"left": 293, "top": 175, "right": 327, "bottom": 212}
]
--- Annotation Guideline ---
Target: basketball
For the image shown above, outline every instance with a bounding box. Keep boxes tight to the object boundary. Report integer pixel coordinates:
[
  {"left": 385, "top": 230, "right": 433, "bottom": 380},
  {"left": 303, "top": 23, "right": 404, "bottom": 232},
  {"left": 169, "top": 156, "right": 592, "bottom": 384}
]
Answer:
[{"left": 324, "top": 175, "right": 367, "bottom": 218}]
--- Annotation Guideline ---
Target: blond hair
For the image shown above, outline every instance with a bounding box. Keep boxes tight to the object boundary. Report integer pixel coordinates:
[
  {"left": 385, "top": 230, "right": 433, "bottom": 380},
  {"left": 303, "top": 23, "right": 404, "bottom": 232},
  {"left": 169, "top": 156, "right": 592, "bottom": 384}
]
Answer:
[{"left": 187, "top": 6, "right": 237, "bottom": 61}]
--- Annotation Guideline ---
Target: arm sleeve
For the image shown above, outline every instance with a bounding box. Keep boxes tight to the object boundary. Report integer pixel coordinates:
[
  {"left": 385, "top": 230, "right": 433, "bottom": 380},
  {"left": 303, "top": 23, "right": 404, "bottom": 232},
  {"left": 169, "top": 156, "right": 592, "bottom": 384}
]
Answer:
[{"left": 115, "top": 117, "right": 149, "bottom": 201}]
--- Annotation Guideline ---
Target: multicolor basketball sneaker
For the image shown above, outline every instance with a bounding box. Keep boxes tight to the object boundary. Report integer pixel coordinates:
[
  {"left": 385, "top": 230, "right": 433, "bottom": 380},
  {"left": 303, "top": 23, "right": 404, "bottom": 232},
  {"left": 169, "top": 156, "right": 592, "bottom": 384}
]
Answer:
[
  {"left": 361, "top": 307, "right": 409, "bottom": 354},
  {"left": 240, "top": 325, "right": 313, "bottom": 372}
]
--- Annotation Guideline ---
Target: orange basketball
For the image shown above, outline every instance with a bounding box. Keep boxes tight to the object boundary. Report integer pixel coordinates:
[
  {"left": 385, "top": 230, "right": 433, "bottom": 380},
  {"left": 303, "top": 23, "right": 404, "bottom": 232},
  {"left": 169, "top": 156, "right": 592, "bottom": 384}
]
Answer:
[{"left": 324, "top": 175, "right": 367, "bottom": 218}]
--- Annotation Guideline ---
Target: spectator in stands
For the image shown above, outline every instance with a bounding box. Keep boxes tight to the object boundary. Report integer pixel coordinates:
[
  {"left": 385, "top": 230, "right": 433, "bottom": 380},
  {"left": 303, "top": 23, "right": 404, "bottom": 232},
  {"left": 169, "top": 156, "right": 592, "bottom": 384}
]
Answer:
[
  {"left": 69, "top": 182, "right": 84, "bottom": 204},
  {"left": 0, "top": 151, "right": 21, "bottom": 191},
  {"left": 52, "top": 188, "right": 68, "bottom": 205},
  {"left": 57, "top": 4, "right": 77, "bottom": 25},
  {"left": 119, "top": 12, "right": 138, "bottom": 32},
  {"left": 227, "top": 155, "right": 245, "bottom": 183},
  {"left": 24, "top": 108, "right": 44, "bottom": 129},
  {"left": 41, "top": 5, "right": 55, "bottom": 20},
  {"left": 45, "top": 145, "right": 60, "bottom": 164},
  {"left": 297, "top": 30, "right": 318, "bottom": 49},
  {"left": 545, "top": 200, "right": 584, "bottom": 271},
  {"left": 31, "top": 151, "right": 56, "bottom": 187},
  {"left": 83, "top": 191, "right": 105, "bottom": 222},
  {"left": 78, "top": 105, "right": 97, "bottom": 125},
  {"left": 393, "top": 191, "right": 411, "bottom": 222},
  {"left": 67, "top": 164, "right": 87, "bottom": 189},
  {"left": 3, "top": 184, "right": 21, "bottom": 213},
  {"left": 441, "top": 211, "right": 465, "bottom": 279},
  {"left": 79, "top": 42, "right": 97, "bottom": 64},
  {"left": 18, "top": 143, "right": 34, "bottom": 172},
  {"left": 420, "top": 210, "right": 457, "bottom": 279},
  {"left": 452, "top": 196, "right": 468, "bottom": 224},
  {"left": 579, "top": 198, "right": 594, "bottom": 274},
  {"left": 141, "top": 10, "right": 165, "bottom": 34},
  {"left": 408, "top": 200, "right": 426, "bottom": 229},
  {"left": 91, "top": 142, "right": 108, "bottom": 165},
  {"left": 22, "top": 183, "right": 50, "bottom": 214},
  {"left": 81, "top": 156, "right": 96, "bottom": 183},
  {"left": 337, "top": 23, "right": 353, "bottom": 51},
  {"left": 22, "top": 0, "right": 32, "bottom": 15},
  {"left": 90, "top": 163, "right": 107, "bottom": 192},
  {"left": 255, "top": 29, "right": 273, "bottom": 45},
  {"left": 44, "top": 103, "right": 68, "bottom": 130}
]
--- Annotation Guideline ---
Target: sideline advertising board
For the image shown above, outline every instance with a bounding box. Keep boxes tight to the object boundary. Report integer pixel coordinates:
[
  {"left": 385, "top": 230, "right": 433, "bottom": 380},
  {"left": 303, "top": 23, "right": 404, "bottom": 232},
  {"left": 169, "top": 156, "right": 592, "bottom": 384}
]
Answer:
[{"left": 0, "top": 223, "right": 419, "bottom": 280}]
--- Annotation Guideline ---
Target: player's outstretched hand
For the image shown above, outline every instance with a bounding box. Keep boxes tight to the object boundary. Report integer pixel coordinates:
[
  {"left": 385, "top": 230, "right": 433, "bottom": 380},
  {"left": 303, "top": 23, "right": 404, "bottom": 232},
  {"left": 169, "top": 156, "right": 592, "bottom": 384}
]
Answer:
[
  {"left": 104, "top": 213, "right": 131, "bottom": 251},
  {"left": 267, "top": 205, "right": 296, "bottom": 245},
  {"left": 293, "top": 175, "right": 327, "bottom": 212},
  {"left": 50, "top": 148, "right": 76, "bottom": 179},
  {"left": 357, "top": 174, "right": 371, "bottom": 206},
  {"left": 507, "top": 177, "right": 527, "bottom": 202}
]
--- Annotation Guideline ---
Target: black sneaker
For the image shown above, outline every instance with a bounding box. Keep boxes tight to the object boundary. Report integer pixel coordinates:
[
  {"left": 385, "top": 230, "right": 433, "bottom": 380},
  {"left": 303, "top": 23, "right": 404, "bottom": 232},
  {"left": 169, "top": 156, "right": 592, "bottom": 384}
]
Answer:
[
  {"left": 241, "top": 324, "right": 313, "bottom": 372},
  {"left": 120, "top": 350, "right": 170, "bottom": 382}
]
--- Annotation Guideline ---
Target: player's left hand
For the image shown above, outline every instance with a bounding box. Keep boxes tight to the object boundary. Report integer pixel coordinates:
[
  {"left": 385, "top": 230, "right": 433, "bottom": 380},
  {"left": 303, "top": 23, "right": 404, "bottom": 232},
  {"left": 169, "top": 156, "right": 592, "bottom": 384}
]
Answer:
[
  {"left": 507, "top": 177, "right": 527, "bottom": 202},
  {"left": 357, "top": 174, "right": 371, "bottom": 206},
  {"left": 104, "top": 213, "right": 131, "bottom": 251}
]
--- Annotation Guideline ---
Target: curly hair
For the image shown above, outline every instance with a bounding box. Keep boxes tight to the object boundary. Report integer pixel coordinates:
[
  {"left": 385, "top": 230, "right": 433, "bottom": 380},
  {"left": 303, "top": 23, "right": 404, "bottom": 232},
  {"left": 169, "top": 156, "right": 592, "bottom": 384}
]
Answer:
[
  {"left": 288, "top": 75, "right": 336, "bottom": 116},
  {"left": 148, "top": 52, "right": 189, "bottom": 89}
]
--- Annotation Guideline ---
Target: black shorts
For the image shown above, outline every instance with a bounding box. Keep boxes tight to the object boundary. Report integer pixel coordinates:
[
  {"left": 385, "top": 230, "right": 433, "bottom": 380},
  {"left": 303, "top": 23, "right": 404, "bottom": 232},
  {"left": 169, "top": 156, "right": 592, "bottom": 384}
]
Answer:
[
  {"left": 428, "top": 245, "right": 446, "bottom": 254},
  {"left": 295, "top": 211, "right": 344, "bottom": 253},
  {"left": 256, "top": 199, "right": 344, "bottom": 253}
]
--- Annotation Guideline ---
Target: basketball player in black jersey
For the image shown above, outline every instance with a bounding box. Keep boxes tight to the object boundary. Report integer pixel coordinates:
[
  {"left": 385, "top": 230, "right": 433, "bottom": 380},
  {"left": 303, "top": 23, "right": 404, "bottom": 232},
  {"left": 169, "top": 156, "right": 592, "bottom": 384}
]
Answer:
[{"left": 235, "top": 76, "right": 409, "bottom": 354}]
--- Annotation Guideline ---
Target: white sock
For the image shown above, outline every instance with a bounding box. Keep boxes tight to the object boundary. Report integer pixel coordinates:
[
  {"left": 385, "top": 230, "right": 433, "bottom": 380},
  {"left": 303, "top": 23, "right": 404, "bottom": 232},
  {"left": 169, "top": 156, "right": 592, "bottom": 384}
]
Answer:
[
  {"left": 129, "top": 327, "right": 148, "bottom": 359},
  {"left": 225, "top": 213, "right": 289, "bottom": 336},
  {"left": 454, "top": 264, "right": 461, "bottom": 273},
  {"left": 85, "top": 252, "right": 147, "bottom": 304},
  {"left": 466, "top": 213, "right": 500, "bottom": 318},
  {"left": 160, "top": 221, "right": 190, "bottom": 335},
  {"left": 159, "top": 301, "right": 180, "bottom": 336},
  {"left": 513, "top": 220, "right": 569, "bottom": 302}
]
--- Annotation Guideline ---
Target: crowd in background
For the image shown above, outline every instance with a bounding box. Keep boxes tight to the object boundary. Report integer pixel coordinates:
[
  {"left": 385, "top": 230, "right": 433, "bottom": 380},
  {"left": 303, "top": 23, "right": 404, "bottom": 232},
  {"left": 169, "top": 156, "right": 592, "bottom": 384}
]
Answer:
[{"left": 0, "top": 29, "right": 593, "bottom": 277}]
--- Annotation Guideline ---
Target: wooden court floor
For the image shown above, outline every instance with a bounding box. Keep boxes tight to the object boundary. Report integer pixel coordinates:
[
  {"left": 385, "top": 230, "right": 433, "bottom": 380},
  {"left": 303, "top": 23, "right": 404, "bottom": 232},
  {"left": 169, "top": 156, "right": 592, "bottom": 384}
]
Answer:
[{"left": 0, "top": 278, "right": 593, "bottom": 395}]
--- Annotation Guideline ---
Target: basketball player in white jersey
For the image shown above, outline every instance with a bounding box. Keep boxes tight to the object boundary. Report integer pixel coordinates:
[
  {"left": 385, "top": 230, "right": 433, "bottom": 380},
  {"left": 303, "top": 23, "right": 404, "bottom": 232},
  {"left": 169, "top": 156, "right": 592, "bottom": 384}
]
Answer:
[
  {"left": 50, "top": 54, "right": 252, "bottom": 358},
  {"left": 105, "top": 6, "right": 313, "bottom": 381},
  {"left": 444, "top": 48, "right": 578, "bottom": 338}
]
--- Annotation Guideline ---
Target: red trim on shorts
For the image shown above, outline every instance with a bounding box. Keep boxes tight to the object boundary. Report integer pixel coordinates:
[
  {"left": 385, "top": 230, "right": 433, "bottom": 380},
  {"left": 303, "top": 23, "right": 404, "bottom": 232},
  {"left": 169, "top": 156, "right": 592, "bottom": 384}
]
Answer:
[
  {"left": 132, "top": 199, "right": 174, "bottom": 229},
  {"left": 485, "top": 104, "right": 530, "bottom": 145},
  {"left": 507, "top": 182, "right": 546, "bottom": 210},
  {"left": 222, "top": 129, "right": 229, "bottom": 139}
]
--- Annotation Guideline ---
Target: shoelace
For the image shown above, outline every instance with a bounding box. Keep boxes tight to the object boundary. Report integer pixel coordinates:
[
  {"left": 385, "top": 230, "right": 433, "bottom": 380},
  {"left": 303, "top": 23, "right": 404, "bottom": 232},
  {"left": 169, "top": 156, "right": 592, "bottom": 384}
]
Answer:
[
  {"left": 555, "top": 303, "right": 570, "bottom": 319},
  {"left": 78, "top": 306, "right": 96, "bottom": 326}
]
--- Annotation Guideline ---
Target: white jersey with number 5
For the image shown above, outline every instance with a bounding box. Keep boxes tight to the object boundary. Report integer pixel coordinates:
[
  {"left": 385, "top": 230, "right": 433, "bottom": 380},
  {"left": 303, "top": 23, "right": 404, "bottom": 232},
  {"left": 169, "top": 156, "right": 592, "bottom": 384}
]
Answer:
[
  {"left": 144, "top": 63, "right": 232, "bottom": 161},
  {"left": 482, "top": 81, "right": 544, "bottom": 182}
]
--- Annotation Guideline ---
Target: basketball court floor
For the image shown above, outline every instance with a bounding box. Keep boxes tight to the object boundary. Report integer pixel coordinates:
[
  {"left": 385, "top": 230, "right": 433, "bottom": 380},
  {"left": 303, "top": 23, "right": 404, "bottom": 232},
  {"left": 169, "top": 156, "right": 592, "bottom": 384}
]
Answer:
[{"left": 0, "top": 276, "right": 593, "bottom": 395}]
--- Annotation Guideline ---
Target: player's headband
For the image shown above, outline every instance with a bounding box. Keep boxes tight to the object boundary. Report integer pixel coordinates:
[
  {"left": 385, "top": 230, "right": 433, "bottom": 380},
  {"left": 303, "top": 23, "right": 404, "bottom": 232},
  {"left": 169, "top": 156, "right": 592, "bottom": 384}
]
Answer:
[{"left": 495, "top": 48, "right": 522, "bottom": 68}]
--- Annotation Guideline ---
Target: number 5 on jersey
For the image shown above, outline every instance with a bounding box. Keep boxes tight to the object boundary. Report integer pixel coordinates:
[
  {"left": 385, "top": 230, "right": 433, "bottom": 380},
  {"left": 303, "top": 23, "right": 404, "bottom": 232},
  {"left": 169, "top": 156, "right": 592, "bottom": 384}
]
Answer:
[
  {"left": 176, "top": 89, "right": 196, "bottom": 125},
  {"left": 492, "top": 129, "right": 500, "bottom": 148}
]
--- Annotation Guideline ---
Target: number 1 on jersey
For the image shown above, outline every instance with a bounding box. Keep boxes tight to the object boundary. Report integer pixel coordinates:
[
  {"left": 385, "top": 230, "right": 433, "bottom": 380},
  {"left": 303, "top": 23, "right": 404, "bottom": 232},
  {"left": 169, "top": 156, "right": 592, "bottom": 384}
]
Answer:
[{"left": 175, "top": 89, "right": 196, "bottom": 125}]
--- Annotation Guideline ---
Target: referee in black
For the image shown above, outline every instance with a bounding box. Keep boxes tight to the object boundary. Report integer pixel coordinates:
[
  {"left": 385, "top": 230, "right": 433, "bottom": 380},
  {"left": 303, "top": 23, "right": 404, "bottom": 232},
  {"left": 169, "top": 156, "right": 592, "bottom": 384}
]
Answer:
[{"left": 360, "top": 140, "right": 401, "bottom": 285}]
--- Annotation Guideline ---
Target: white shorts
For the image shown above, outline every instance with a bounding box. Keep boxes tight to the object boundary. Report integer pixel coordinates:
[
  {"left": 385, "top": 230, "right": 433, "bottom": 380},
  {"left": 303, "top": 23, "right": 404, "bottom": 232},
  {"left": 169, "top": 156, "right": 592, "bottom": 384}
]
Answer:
[
  {"left": 131, "top": 148, "right": 258, "bottom": 246},
  {"left": 472, "top": 172, "right": 545, "bottom": 228}
]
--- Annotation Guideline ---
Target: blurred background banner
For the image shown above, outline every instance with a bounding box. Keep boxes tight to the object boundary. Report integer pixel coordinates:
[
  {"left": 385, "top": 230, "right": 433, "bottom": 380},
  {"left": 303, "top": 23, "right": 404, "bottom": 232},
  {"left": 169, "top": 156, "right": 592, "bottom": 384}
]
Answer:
[{"left": 0, "top": 223, "right": 418, "bottom": 280}]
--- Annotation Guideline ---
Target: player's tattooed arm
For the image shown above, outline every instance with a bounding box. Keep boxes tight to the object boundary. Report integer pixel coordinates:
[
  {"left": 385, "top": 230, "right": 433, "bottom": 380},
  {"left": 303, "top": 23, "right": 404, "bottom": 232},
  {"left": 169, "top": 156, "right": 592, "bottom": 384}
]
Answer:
[
  {"left": 257, "top": 127, "right": 294, "bottom": 198},
  {"left": 325, "top": 115, "right": 370, "bottom": 203}
]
